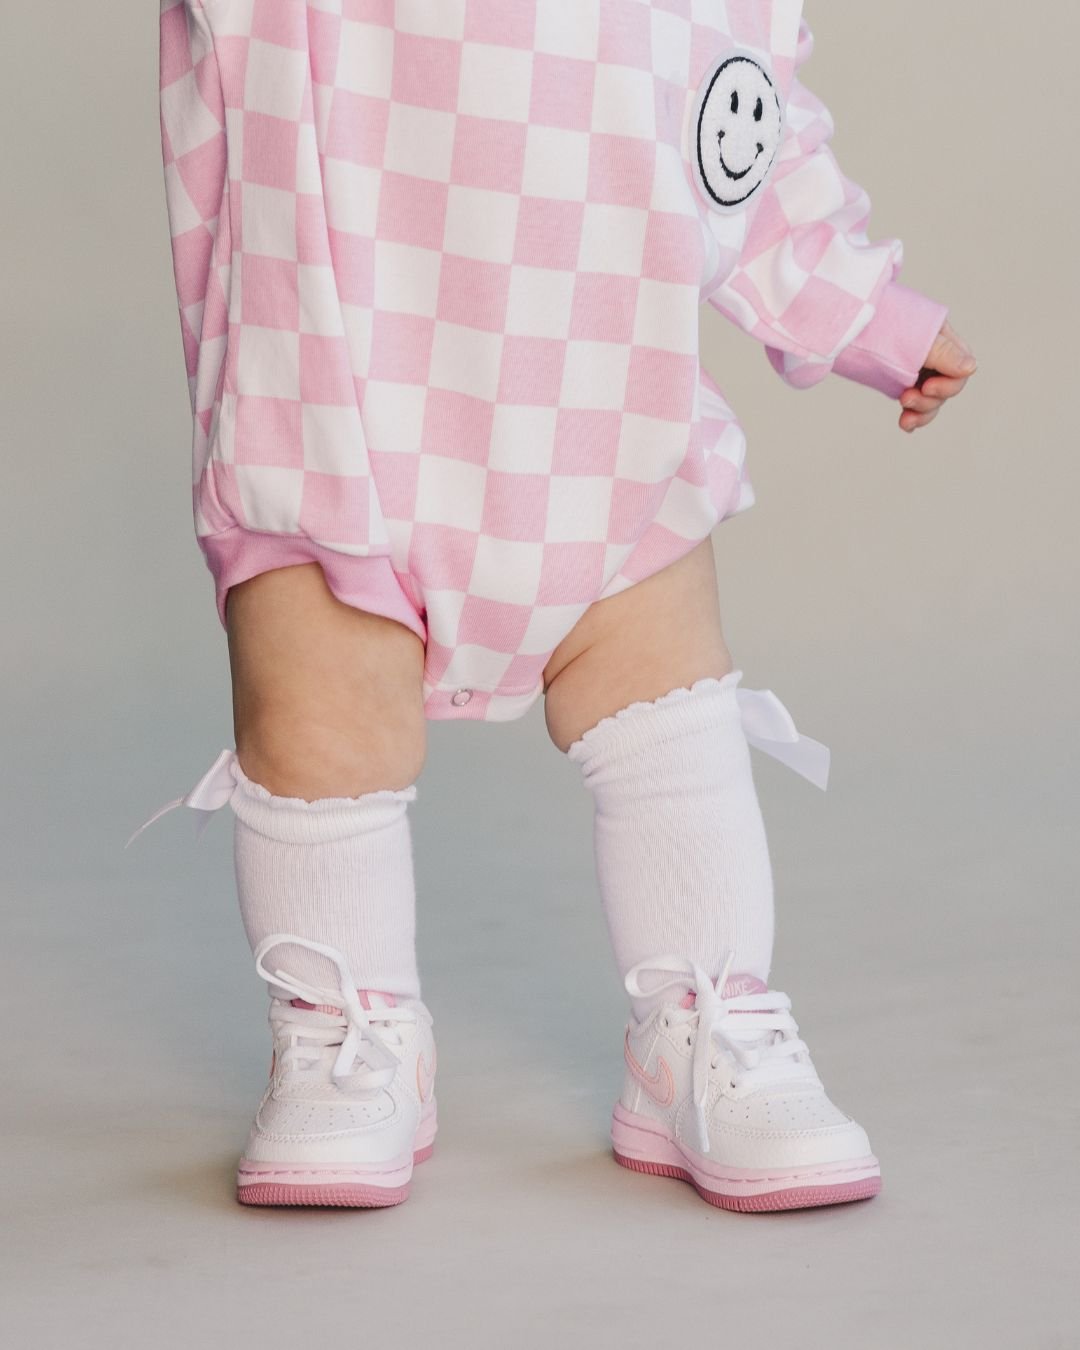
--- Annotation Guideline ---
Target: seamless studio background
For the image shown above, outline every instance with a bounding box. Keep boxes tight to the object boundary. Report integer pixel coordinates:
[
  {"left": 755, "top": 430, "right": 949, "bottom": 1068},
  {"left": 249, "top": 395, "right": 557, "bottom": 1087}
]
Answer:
[{"left": 2, "top": 3, "right": 1077, "bottom": 1347}]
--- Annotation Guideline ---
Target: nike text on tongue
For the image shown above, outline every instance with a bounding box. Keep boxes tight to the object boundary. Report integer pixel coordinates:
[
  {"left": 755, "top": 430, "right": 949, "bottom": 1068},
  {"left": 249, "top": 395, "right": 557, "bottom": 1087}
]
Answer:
[
  {"left": 721, "top": 974, "right": 769, "bottom": 998},
  {"left": 678, "top": 973, "right": 769, "bottom": 1009}
]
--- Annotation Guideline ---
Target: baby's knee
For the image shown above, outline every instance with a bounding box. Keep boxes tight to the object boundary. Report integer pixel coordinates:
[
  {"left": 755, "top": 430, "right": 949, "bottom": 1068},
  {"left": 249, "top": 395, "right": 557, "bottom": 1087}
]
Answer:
[
  {"left": 226, "top": 565, "right": 428, "bottom": 795},
  {"left": 237, "top": 709, "right": 426, "bottom": 799}
]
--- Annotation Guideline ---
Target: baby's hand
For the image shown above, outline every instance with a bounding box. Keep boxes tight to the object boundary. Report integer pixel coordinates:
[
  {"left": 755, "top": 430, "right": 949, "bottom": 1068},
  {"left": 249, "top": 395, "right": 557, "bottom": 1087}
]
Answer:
[{"left": 897, "top": 320, "right": 977, "bottom": 433}]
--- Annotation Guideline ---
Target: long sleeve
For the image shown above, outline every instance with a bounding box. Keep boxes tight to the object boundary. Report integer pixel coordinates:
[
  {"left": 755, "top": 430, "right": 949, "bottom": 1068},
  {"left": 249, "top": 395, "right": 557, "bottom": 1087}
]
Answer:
[{"left": 700, "top": 17, "right": 948, "bottom": 399}]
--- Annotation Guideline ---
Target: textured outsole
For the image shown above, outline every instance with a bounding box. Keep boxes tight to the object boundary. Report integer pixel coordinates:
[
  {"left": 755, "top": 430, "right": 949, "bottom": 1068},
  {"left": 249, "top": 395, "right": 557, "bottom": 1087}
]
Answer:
[
  {"left": 613, "top": 1150, "right": 882, "bottom": 1212},
  {"left": 237, "top": 1181, "right": 409, "bottom": 1208},
  {"left": 237, "top": 1141, "right": 435, "bottom": 1209},
  {"left": 611, "top": 1103, "right": 881, "bottom": 1213}
]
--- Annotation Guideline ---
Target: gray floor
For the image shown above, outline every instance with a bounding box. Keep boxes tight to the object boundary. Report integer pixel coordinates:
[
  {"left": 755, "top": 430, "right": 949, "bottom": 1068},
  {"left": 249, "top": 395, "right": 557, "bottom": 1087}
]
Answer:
[{"left": 3, "top": 660, "right": 1076, "bottom": 1349}]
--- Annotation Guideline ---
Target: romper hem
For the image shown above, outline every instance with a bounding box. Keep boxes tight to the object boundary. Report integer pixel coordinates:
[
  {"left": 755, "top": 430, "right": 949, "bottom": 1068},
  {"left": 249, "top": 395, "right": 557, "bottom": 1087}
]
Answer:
[{"left": 200, "top": 526, "right": 427, "bottom": 644}]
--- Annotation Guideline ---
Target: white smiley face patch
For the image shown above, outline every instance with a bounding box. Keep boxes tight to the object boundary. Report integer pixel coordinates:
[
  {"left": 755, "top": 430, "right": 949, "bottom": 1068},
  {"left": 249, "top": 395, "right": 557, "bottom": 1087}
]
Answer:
[{"left": 694, "top": 53, "right": 783, "bottom": 210}]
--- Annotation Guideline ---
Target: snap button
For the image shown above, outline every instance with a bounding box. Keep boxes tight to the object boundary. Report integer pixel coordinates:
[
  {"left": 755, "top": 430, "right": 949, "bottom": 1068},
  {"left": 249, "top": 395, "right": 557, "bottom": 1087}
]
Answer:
[{"left": 450, "top": 688, "right": 472, "bottom": 707}]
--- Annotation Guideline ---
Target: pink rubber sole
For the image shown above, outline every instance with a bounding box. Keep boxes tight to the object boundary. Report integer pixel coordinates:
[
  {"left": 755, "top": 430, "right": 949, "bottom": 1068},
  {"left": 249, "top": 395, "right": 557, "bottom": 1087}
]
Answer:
[
  {"left": 237, "top": 1115, "right": 436, "bottom": 1209},
  {"left": 611, "top": 1103, "right": 881, "bottom": 1213}
]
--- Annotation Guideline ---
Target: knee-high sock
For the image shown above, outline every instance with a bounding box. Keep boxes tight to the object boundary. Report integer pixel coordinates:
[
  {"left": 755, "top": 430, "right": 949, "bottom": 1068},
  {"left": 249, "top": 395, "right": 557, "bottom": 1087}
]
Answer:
[
  {"left": 567, "top": 671, "right": 773, "bottom": 1019},
  {"left": 229, "top": 760, "right": 420, "bottom": 1001}
]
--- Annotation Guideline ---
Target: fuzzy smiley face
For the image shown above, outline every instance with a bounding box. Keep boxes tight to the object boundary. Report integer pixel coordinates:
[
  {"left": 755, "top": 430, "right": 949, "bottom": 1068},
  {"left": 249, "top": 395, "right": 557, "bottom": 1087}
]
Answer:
[{"left": 694, "top": 53, "right": 783, "bottom": 210}]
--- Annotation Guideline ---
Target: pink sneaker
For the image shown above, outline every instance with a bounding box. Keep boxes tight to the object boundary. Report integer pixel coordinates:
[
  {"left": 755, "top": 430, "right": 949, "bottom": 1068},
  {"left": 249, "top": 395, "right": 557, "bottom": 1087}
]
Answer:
[
  {"left": 612, "top": 955, "right": 881, "bottom": 1212},
  {"left": 236, "top": 935, "right": 437, "bottom": 1208}
]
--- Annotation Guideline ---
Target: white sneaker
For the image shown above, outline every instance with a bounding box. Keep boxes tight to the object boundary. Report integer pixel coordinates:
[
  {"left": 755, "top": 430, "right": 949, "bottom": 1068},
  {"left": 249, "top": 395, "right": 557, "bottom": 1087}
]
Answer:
[
  {"left": 236, "top": 935, "right": 437, "bottom": 1208},
  {"left": 612, "top": 955, "right": 881, "bottom": 1212}
]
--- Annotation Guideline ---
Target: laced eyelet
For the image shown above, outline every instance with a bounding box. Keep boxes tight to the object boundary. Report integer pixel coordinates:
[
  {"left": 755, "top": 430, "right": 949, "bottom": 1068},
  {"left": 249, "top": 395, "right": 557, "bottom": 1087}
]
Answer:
[{"left": 661, "top": 1016, "right": 670, "bottom": 1028}]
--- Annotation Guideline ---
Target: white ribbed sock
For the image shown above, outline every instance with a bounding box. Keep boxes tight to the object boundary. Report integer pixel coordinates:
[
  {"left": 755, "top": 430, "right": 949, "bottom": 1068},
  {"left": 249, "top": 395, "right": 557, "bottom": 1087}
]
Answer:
[
  {"left": 229, "top": 761, "right": 420, "bottom": 1002},
  {"left": 567, "top": 671, "right": 774, "bottom": 1019}
]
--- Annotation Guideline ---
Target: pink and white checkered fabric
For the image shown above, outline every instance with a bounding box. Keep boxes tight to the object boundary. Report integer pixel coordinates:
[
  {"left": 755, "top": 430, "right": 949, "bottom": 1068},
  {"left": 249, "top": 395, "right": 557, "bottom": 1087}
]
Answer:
[{"left": 159, "top": 0, "right": 947, "bottom": 721}]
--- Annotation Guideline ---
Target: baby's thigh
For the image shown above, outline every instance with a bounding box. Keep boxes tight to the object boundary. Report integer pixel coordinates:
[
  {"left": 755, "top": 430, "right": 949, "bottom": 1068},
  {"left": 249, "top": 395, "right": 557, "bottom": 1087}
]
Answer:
[
  {"left": 542, "top": 537, "right": 734, "bottom": 752},
  {"left": 226, "top": 562, "right": 426, "bottom": 795}
]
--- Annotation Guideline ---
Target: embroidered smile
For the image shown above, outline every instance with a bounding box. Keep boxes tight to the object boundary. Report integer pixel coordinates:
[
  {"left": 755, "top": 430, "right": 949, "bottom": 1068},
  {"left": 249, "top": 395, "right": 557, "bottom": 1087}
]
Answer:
[{"left": 716, "top": 131, "right": 764, "bottom": 181}]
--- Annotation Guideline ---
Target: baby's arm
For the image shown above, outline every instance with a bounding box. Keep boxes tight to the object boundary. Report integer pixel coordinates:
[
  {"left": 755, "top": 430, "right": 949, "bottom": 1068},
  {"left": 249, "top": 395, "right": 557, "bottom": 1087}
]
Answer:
[{"left": 701, "top": 16, "right": 976, "bottom": 432}]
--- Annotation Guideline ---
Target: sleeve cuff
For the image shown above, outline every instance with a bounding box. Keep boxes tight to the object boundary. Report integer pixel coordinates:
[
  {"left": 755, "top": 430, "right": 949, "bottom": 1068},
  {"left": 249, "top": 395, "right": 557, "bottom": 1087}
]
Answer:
[{"left": 831, "top": 280, "right": 949, "bottom": 399}]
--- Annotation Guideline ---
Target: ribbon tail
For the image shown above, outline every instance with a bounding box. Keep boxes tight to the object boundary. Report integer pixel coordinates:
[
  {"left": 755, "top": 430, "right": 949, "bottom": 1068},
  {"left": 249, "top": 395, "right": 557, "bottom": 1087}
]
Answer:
[
  {"left": 123, "top": 748, "right": 239, "bottom": 850},
  {"left": 124, "top": 798, "right": 184, "bottom": 850},
  {"left": 747, "top": 731, "right": 830, "bottom": 791},
  {"left": 736, "top": 687, "right": 831, "bottom": 791},
  {"left": 194, "top": 810, "right": 217, "bottom": 841}
]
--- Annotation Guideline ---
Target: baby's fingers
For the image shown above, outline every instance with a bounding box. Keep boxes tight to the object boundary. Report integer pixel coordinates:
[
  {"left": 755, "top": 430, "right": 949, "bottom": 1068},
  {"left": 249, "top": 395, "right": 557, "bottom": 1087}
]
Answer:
[
  {"left": 900, "top": 388, "right": 943, "bottom": 415},
  {"left": 896, "top": 320, "right": 976, "bottom": 432},
  {"left": 920, "top": 373, "right": 970, "bottom": 400},
  {"left": 899, "top": 405, "right": 940, "bottom": 433}
]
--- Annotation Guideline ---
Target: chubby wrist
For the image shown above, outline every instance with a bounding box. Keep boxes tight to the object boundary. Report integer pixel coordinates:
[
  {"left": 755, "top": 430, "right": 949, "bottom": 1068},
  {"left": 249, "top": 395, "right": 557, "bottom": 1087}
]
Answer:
[{"left": 832, "top": 280, "right": 949, "bottom": 399}]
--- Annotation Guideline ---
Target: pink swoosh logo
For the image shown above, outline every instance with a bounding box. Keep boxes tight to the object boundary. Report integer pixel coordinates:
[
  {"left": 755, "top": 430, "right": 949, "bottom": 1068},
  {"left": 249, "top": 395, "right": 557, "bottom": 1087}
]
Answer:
[
  {"left": 416, "top": 1045, "right": 436, "bottom": 1103},
  {"left": 624, "top": 1030, "right": 674, "bottom": 1107}
]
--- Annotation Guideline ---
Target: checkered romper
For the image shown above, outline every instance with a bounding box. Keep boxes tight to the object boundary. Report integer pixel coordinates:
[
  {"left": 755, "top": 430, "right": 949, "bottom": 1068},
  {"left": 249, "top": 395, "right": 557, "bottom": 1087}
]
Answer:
[{"left": 159, "top": 0, "right": 947, "bottom": 720}]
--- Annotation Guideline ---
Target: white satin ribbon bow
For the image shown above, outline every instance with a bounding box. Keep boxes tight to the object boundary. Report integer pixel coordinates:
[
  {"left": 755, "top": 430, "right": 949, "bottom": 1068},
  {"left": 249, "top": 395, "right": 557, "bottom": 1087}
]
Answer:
[
  {"left": 123, "top": 747, "right": 239, "bottom": 849},
  {"left": 735, "top": 686, "right": 830, "bottom": 790},
  {"left": 123, "top": 685, "right": 828, "bottom": 848}
]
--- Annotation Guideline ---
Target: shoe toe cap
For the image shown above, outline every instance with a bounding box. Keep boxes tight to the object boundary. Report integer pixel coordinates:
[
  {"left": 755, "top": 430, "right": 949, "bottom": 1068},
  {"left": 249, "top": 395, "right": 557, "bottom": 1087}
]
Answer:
[
  {"left": 247, "top": 1090, "right": 418, "bottom": 1164},
  {"left": 705, "top": 1088, "right": 876, "bottom": 1169}
]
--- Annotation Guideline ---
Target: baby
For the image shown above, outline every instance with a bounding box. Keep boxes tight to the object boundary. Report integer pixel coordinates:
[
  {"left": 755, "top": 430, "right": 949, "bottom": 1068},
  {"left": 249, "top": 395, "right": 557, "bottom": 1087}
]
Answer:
[{"left": 139, "top": 0, "right": 976, "bottom": 1211}]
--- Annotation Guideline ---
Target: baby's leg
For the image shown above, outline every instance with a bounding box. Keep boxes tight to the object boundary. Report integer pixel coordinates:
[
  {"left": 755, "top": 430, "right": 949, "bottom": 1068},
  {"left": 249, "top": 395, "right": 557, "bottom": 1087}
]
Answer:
[
  {"left": 544, "top": 538, "right": 773, "bottom": 1015},
  {"left": 227, "top": 561, "right": 425, "bottom": 795},
  {"left": 218, "top": 563, "right": 437, "bottom": 1208},
  {"left": 225, "top": 562, "right": 426, "bottom": 996},
  {"left": 547, "top": 541, "right": 880, "bottom": 1210}
]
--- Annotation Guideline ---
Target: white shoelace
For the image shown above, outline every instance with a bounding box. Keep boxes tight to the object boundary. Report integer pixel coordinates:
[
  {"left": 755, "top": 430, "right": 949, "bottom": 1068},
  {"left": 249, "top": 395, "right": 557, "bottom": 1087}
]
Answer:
[
  {"left": 254, "top": 934, "right": 417, "bottom": 1094},
  {"left": 625, "top": 953, "right": 820, "bottom": 1153}
]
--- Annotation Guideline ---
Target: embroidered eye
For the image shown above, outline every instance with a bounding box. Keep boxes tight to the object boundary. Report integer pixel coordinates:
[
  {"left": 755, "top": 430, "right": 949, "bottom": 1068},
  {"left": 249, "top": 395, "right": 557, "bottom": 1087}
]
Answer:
[
  {"left": 730, "top": 89, "right": 739, "bottom": 114},
  {"left": 754, "top": 97, "right": 763, "bottom": 121}
]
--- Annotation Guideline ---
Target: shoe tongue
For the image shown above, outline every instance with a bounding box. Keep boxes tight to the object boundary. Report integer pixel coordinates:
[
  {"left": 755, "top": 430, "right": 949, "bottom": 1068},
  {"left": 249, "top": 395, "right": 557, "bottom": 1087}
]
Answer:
[
  {"left": 677, "top": 973, "right": 769, "bottom": 1010},
  {"left": 290, "top": 997, "right": 343, "bottom": 1015},
  {"left": 288, "top": 989, "right": 397, "bottom": 1016},
  {"left": 721, "top": 974, "right": 769, "bottom": 998},
  {"left": 360, "top": 990, "right": 397, "bottom": 1011}
]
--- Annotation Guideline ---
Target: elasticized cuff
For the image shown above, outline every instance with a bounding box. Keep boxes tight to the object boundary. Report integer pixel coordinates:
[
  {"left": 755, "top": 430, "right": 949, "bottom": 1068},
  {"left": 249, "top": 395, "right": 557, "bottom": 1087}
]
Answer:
[
  {"left": 229, "top": 758, "right": 417, "bottom": 845},
  {"left": 199, "top": 526, "right": 427, "bottom": 642},
  {"left": 566, "top": 670, "right": 743, "bottom": 767},
  {"left": 832, "top": 279, "right": 949, "bottom": 399}
]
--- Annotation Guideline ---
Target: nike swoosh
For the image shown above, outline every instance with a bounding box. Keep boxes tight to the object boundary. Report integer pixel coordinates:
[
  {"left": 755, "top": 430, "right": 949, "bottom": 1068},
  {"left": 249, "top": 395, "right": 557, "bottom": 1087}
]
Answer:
[
  {"left": 416, "top": 1045, "right": 436, "bottom": 1103},
  {"left": 624, "top": 1030, "right": 675, "bottom": 1107}
]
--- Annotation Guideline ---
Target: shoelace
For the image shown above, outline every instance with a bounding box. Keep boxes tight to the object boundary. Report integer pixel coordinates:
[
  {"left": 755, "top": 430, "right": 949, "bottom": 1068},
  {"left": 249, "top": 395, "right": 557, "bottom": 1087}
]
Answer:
[
  {"left": 254, "top": 934, "right": 417, "bottom": 1094},
  {"left": 122, "top": 683, "right": 830, "bottom": 850},
  {"left": 625, "top": 953, "right": 819, "bottom": 1154}
]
